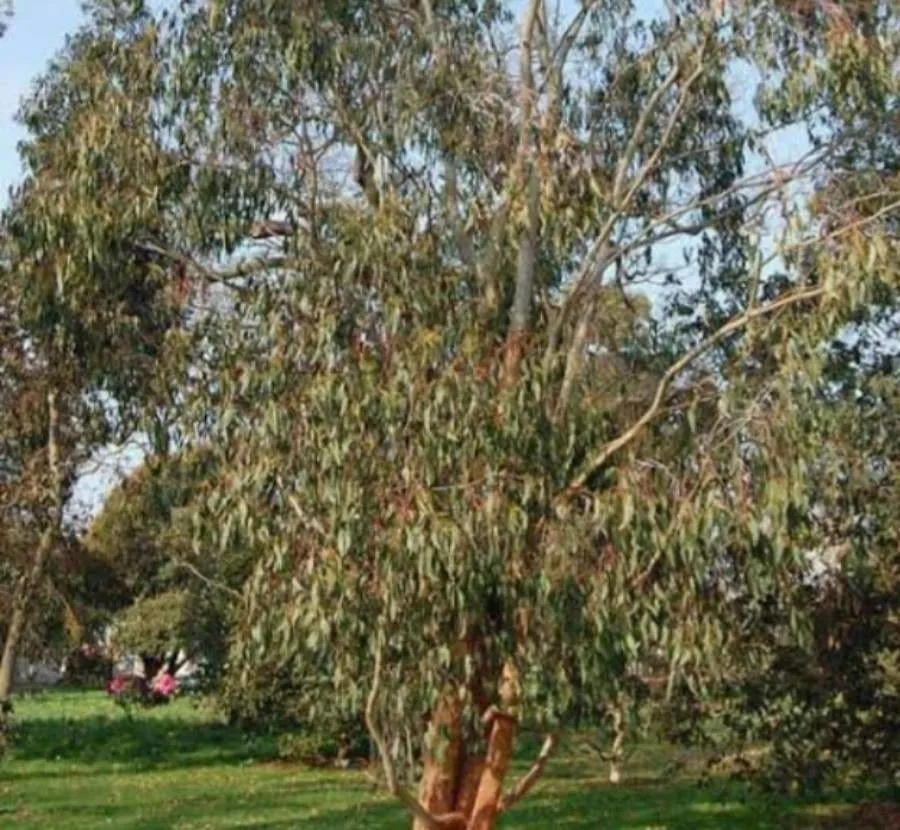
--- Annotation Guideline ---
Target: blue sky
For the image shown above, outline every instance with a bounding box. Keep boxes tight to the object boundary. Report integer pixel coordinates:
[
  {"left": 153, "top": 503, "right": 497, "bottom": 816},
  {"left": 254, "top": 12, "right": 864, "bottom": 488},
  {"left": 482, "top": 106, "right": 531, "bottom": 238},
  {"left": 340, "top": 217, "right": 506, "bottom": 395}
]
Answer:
[{"left": 0, "top": 1, "right": 86, "bottom": 205}]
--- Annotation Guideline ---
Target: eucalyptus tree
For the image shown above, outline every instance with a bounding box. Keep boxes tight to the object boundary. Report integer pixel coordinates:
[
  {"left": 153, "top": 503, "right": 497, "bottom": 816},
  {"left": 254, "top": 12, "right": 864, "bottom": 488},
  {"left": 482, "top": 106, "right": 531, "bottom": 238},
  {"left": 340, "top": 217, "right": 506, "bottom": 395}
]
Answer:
[
  {"left": 160, "top": 1, "right": 896, "bottom": 827},
  {"left": 0, "top": 1, "right": 190, "bottom": 703},
  {"left": 14, "top": 0, "right": 899, "bottom": 826}
]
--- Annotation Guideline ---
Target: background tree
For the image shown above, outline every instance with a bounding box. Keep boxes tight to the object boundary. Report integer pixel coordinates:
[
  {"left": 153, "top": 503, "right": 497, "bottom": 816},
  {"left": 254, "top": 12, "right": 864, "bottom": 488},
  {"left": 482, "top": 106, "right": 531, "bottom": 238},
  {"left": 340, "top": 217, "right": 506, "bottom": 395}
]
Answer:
[
  {"left": 83, "top": 447, "right": 247, "bottom": 682},
  {"left": 0, "top": 0, "right": 190, "bottom": 705}
]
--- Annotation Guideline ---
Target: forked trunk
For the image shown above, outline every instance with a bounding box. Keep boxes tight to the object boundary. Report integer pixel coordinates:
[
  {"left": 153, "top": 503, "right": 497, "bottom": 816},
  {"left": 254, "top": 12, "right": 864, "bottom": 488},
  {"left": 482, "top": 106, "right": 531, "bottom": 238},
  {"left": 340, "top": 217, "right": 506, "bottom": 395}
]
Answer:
[
  {"left": 411, "top": 665, "right": 521, "bottom": 830},
  {"left": 412, "top": 722, "right": 517, "bottom": 830}
]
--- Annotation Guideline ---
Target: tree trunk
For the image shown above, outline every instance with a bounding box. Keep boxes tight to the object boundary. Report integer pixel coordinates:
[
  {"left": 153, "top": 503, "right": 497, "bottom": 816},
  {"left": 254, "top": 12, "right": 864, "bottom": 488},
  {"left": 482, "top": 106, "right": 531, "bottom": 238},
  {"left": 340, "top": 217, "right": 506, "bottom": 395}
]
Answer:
[
  {"left": 141, "top": 654, "right": 164, "bottom": 682},
  {"left": 609, "top": 702, "right": 626, "bottom": 785},
  {"left": 0, "top": 532, "right": 53, "bottom": 702},
  {"left": 410, "top": 721, "right": 517, "bottom": 830},
  {"left": 0, "top": 390, "right": 61, "bottom": 705},
  {"left": 466, "top": 712, "right": 517, "bottom": 830},
  {"left": 410, "top": 664, "right": 520, "bottom": 830},
  {"left": 0, "top": 601, "right": 25, "bottom": 703},
  {"left": 413, "top": 694, "right": 464, "bottom": 830}
]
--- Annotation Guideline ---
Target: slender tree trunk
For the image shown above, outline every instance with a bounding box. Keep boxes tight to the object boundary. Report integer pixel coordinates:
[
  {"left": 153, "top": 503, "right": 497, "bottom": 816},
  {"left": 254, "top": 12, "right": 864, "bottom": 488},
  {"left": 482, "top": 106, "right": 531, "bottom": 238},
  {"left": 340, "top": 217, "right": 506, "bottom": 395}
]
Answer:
[
  {"left": 0, "top": 531, "right": 54, "bottom": 701},
  {"left": 502, "top": 0, "right": 541, "bottom": 383},
  {"left": 0, "top": 390, "right": 61, "bottom": 705},
  {"left": 609, "top": 702, "right": 626, "bottom": 785}
]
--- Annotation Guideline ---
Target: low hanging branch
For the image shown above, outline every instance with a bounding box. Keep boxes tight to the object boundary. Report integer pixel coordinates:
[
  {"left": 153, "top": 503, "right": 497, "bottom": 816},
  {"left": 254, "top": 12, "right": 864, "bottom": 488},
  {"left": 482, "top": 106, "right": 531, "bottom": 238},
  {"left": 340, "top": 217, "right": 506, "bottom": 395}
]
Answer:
[
  {"left": 498, "top": 732, "right": 559, "bottom": 813},
  {"left": 365, "top": 644, "right": 468, "bottom": 830},
  {"left": 563, "top": 283, "right": 828, "bottom": 495}
]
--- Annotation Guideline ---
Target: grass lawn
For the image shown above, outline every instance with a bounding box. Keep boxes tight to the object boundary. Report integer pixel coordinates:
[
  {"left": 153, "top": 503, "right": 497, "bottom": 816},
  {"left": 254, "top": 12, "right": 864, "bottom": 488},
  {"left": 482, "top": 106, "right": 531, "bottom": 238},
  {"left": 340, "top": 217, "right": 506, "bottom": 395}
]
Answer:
[{"left": 0, "top": 689, "right": 892, "bottom": 828}]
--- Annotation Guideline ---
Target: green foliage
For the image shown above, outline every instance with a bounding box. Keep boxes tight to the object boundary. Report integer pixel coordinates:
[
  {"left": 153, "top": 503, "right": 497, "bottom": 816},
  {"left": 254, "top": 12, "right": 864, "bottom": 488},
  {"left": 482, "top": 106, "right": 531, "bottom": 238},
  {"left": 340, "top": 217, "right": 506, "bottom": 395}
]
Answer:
[
  {"left": 60, "top": 647, "right": 114, "bottom": 690},
  {"left": 719, "top": 364, "right": 900, "bottom": 791},
  {"left": 83, "top": 449, "right": 218, "bottom": 597},
  {"left": 725, "top": 583, "right": 900, "bottom": 793},
  {"left": 138, "top": 0, "right": 900, "bottom": 759},
  {"left": 275, "top": 718, "right": 371, "bottom": 768},
  {"left": 110, "top": 590, "right": 199, "bottom": 667},
  {"left": 84, "top": 449, "right": 249, "bottom": 682}
]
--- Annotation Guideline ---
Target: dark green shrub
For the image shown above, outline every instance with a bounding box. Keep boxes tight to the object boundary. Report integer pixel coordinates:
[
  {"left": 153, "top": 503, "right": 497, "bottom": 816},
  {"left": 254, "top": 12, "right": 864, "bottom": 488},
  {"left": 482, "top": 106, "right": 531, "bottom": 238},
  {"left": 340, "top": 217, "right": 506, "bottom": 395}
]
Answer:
[{"left": 60, "top": 647, "right": 113, "bottom": 688}]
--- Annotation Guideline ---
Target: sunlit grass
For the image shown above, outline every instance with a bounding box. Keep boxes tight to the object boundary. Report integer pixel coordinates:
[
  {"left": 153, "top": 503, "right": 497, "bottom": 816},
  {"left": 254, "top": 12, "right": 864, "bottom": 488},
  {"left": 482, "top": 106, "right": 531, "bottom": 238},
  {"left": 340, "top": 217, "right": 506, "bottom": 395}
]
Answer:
[{"left": 0, "top": 689, "right": 888, "bottom": 828}]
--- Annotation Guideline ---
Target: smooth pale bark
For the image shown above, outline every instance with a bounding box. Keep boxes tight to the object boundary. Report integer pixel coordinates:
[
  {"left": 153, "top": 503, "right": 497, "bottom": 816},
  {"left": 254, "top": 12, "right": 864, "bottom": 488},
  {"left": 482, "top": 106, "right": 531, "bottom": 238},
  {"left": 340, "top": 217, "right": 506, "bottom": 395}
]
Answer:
[
  {"left": 502, "top": 0, "right": 541, "bottom": 382},
  {"left": 609, "top": 703, "right": 626, "bottom": 784},
  {"left": 0, "top": 390, "right": 61, "bottom": 705}
]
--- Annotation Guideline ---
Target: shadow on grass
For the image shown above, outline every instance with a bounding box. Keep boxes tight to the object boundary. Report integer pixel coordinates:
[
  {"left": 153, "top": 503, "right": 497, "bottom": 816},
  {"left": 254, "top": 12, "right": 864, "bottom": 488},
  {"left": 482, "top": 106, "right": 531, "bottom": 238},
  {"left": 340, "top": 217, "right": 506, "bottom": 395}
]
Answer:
[
  {"left": 8, "top": 711, "right": 278, "bottom": 773},
  {"left": 6, "top": 694, "right": 898, "bottom": 829}
]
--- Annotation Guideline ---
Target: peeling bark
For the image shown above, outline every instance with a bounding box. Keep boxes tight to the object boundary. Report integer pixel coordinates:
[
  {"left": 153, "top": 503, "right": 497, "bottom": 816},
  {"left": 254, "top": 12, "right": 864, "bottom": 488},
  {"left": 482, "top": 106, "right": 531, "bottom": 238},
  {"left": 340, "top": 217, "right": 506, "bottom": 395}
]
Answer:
[
  {"left": 414, "top": 694, "right": 465, "bottom": 830},
  {"left": 454, "top": 755, "right": 485, "bottom": 819},
  {"left": 466, "top": 711, "right": 517, "bottom": 830}
]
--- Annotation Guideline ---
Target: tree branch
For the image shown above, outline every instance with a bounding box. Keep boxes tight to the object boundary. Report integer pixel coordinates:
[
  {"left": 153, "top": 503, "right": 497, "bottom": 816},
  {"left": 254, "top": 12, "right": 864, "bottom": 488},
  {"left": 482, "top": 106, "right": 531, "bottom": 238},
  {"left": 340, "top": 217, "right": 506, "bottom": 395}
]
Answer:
[
  {"left": 135, "top": 239, "right": 290, "bottom": 287},
  {"left": 498, "top": 733, "right": 559, "bottom": 812},
  {"left": 172, "top": 558, "right": 243, "bottom": 601},
  {"left": 365, "top": 643, "right": 467, "bottom": 830},
  {"left": 617, "top": 51, "right": 707, "bottom": 208},
  {"left": 552, "top": 2, "right": 594, "bottom": 68},
  {"left": 248, "top": 219, "right": 295, "bottom": 239},
  {"left": 563, "top": 284, "right": 828, "bottom": 494},
  {"left": 504, "top": 0, "right": 543, "bottom": 375}
]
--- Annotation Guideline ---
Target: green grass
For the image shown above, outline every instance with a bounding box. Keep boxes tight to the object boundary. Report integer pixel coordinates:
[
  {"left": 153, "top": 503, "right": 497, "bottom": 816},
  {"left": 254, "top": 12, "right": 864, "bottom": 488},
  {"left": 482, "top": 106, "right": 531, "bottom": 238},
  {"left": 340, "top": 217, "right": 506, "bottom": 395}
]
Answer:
[{"left": 0, "top": 689, "right": 887, "bottom": 828}]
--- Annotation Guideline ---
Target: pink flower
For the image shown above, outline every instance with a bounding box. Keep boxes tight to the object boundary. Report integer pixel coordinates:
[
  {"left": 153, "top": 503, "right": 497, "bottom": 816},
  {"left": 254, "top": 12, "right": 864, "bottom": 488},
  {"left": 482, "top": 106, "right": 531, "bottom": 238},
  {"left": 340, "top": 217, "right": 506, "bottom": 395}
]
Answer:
[
  {"left": 152, "top": 671, "right": 177, "bottom": 697},
  {"left": 107, "top": 675, "right": 127, "bottom": 696}
]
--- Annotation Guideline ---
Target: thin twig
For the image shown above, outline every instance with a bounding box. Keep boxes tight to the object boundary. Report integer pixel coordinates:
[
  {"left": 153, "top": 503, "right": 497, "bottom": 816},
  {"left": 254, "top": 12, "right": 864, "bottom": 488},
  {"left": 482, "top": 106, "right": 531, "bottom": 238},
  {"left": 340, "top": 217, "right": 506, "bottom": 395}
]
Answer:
[{"left": 172, "top": 558, "right": 243, "bottom": 600}]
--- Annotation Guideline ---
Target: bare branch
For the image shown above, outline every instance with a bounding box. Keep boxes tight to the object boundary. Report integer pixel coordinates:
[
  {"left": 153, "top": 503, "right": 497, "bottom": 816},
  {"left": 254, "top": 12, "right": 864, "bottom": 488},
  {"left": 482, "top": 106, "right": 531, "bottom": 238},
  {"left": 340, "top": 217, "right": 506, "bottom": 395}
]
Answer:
[
  {"left": 564, "top": 284, "right": 828, "bottom": 494},
  {"left": 543, "top": 140, "right": 831, "bottom": 375},
  {"left": 543, "top": 41, "right": 707, "bottom": 374},
  {"left": 248, "top": 219, "right": 295, "bottom": 239},
  {"left": 135, "top": 239, "right": 290, "bottom": 288},
  {"left": 365, "top": 643, "right": 467, "bottom": 830},
  {"left": 618, "top": 54, "right": 707, "bottom": 208},
  {"left": 612, "top": 61, "right": 682, "bottom": 203},
  {"left": 554, "top": 305, "right": 593, "bottom": 422},
  {"left": 172, "top": 558, "right": 243, "bottom": 601},
  {"left": 552, "top": 2, "right": 594, "bottom": 68},
  {"left": 498, "top": 733, "right": 559, "bottom": 812}
]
